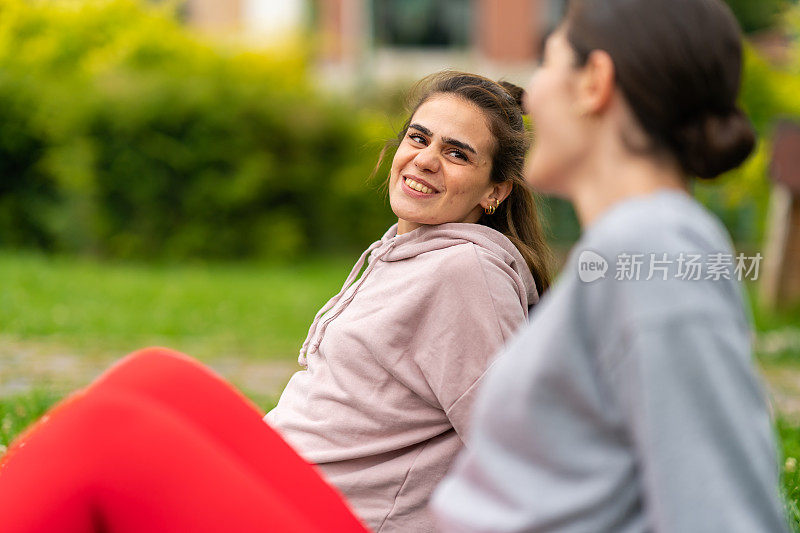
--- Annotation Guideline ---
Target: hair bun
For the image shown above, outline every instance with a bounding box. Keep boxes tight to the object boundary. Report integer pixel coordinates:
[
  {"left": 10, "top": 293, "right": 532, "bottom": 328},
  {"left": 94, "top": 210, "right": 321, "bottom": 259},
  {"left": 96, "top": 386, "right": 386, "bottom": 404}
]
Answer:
[
  {"left": 673, "top": 108, "right": 756, "bottom": 179},
  {"left": 499, "top": 81, "right": 526, "bottom": 113}
]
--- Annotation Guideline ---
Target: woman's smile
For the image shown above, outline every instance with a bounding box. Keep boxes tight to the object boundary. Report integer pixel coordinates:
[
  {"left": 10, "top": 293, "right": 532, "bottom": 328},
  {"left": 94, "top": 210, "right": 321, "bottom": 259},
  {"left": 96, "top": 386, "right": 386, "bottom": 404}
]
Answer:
[{"left": 402, "top": 175, "right": 440, "bottom": 196}]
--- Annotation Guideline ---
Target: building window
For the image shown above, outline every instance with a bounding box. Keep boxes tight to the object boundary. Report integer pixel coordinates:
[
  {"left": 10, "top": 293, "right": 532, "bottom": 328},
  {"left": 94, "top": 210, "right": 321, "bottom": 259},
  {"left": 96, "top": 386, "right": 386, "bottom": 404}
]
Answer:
[{"left": 371, "top": 0, "right": 472, "bottom": 48}]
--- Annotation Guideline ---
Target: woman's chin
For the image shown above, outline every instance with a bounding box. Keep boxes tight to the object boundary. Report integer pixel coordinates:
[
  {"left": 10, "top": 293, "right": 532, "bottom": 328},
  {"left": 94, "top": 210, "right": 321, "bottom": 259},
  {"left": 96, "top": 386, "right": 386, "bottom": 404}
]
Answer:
[
  {"left": 393, "top": 211, "right": 443, "bottom": 233},
  {"left": 390, "top": 198, "right": 426, "bottom": 224},
  {"left": 394, "top": 213, "right": 429, "bottom": 227}
]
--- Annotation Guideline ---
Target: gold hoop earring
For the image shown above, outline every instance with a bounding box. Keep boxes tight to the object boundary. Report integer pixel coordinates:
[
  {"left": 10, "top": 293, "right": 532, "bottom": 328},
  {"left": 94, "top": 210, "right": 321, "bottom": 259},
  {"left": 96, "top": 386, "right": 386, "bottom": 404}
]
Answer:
[{"left": 485, "top": 201, "right": 499, "bottom": 215}]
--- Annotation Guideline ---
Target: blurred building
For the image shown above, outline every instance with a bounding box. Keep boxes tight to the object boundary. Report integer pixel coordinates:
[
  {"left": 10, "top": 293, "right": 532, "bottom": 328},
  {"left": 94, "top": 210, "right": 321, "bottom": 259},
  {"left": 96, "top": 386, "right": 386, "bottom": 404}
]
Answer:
[
  {"left": 182, "top": 0, "right": 565, "bottom": 87},
  {"left": 316, "top": 0, "right": 564, "bottom": 87},
  {"left": 183, "top": 0, "right": 307, "bottom": 43}
]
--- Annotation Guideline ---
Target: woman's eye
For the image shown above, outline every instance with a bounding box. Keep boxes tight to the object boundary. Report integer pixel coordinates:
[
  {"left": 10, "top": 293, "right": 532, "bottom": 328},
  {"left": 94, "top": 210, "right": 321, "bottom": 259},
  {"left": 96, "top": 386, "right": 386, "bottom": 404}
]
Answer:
[
  {"left": 448, "top": 149, "right": 468, "bottom": 161},
  {"left": 408, "top": 133, "right": 426, "bottom": 144}
]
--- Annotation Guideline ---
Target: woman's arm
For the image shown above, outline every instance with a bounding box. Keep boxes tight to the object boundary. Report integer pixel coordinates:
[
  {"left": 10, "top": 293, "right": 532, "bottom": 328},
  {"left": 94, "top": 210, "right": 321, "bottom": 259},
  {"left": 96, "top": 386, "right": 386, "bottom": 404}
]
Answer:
[
  {"left": 605, "top": 313, "right": 788, "bottom": 532},
  {"left": 407, "top": 245, "right": 528, "bottom": 440}
]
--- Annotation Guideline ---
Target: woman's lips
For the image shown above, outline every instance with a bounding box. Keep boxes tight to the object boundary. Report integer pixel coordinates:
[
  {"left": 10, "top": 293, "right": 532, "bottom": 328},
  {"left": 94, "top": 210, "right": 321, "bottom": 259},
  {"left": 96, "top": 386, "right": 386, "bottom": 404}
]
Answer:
[{"left": 402, "top": 175, "right": 439, "bottom": 197}]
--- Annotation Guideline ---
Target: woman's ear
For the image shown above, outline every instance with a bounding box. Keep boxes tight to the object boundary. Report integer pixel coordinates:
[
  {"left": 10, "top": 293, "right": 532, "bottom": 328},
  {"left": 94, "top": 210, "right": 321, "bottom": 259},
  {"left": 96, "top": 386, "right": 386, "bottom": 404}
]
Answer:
[
  {"left": 576, "top": 49, "right": 616, "bottom": 116},
  {"left": 490, "top": 181, "right": 514, "bottom": 206}
]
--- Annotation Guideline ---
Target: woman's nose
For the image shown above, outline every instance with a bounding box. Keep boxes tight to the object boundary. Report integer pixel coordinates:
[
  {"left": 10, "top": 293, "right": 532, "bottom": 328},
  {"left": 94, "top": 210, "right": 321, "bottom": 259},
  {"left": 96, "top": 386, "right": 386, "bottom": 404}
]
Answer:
[{"left": 413, "top": 145, "right": 440, "bottom": 173}]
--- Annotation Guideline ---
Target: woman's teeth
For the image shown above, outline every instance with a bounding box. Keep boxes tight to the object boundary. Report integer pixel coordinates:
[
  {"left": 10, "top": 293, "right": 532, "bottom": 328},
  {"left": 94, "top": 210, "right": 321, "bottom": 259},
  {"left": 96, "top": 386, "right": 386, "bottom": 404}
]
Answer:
[{"left": 405, "top": 178, "right": 435, "bottom": 194}]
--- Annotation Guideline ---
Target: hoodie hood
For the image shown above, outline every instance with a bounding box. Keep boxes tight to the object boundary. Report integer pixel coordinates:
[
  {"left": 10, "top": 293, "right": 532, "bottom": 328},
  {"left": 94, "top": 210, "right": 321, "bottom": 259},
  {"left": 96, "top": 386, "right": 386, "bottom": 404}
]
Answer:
[
  {"left": 298, "top": 222, "right": 539, "bottom": 366},
  {"left": 379, "top": 223, "right": 538, "bottom": 306}
]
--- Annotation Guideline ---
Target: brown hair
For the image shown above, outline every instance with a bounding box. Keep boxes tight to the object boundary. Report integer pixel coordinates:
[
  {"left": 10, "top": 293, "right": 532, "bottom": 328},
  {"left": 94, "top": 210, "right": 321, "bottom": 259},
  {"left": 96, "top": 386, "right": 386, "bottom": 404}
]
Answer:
[
  {"left": 564, "top": 0, "right": 755, "bottom": 179},
  {"left": 375, "top": 71, "right": 554, "bottom": 295}
]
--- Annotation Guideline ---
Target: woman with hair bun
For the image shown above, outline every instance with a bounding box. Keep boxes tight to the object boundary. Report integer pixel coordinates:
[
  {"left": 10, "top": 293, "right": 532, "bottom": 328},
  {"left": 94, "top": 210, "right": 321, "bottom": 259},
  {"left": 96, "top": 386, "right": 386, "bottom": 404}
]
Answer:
[{"left": 433, "top": 1, "right": 790, "bottom": 532}]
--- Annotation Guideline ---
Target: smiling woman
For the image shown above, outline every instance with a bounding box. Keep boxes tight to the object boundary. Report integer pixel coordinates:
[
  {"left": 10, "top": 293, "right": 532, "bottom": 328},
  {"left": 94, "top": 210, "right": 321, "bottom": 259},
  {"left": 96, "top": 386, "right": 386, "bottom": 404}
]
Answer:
[
  {"left": 0, "top": 71, "right": 555, "bottom": 533},
  {"left": 384, "top": 72, "right": 553, "bottom": 296},
  {"left": 265, "top": 71, "right": 554, "bottom": 532},
  {"left": 389, "top": 95, "right": 497, "bottom": 233}
]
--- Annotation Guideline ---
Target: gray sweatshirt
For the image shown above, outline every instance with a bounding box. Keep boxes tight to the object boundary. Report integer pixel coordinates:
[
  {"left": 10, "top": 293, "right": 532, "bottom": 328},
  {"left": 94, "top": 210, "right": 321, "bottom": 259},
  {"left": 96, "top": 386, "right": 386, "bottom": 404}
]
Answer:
[{"left": 432, "top": 190, "right": 789, "bottom": 532}]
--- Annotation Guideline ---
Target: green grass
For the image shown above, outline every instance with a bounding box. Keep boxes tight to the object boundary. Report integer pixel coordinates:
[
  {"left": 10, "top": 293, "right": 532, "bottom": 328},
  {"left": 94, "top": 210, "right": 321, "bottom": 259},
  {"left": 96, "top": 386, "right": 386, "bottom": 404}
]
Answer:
[
  {"left": 0, "top": 251, "right": 353, "bottom": 359},
  {"left": 0, "top": 390, "right": 60, "bottom": 450},
  {"left": 0, "top": 389, "right": 277, "bottom": 450},
  {"left": 1, "top": 252, "right": 799, "bottom": 528},
  {"left": 1, "top": 390, "right": 799, "bottom": 531},
  {"left": 779, "top": 417, "right": 800, "bottom": 529},
  {"left": 1, "top": 253, "right": 796, "bottom": 361}
]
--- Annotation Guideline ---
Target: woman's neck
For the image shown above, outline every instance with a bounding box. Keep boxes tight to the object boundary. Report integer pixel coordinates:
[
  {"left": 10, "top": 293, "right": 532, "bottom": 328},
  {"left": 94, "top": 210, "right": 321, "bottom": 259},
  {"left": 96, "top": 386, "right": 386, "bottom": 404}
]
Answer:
[{"left": 567, "top": 147, "right": 688, "bottom": 229}]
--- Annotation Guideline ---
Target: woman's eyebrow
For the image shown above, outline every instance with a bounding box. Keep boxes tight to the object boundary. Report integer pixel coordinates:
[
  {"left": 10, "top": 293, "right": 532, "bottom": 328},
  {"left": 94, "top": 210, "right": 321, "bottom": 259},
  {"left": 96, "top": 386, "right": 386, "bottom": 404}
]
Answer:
[
  {"left": 409, "top": 123, "right": 433, "bottom": 136},
  {"left": 408, "top": 123, "right": 477, "bottom": 155},
  {"left": 442, "top": 137, "right": 477, "bottom": 155}
]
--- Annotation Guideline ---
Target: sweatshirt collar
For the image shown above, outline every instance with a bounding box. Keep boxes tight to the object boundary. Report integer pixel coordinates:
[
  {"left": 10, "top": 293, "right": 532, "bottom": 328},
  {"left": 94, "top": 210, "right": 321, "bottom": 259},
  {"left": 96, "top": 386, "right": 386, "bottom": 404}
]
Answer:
[{"left": 379, "top": 222, "right": 538, "bottom": 305}]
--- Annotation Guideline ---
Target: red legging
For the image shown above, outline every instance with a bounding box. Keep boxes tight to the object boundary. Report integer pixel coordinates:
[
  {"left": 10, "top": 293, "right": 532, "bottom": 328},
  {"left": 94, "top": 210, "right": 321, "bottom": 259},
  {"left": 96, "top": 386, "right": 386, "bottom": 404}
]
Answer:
[{"left": 0, "top": 348, "right": 369, "bottom": 533}]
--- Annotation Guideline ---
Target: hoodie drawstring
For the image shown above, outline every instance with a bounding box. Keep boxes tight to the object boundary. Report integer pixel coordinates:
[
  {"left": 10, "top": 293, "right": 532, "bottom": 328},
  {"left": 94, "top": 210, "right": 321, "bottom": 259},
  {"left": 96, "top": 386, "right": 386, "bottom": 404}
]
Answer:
[{"left": 298, "top": 239, "right": 388, "bottom": 366}]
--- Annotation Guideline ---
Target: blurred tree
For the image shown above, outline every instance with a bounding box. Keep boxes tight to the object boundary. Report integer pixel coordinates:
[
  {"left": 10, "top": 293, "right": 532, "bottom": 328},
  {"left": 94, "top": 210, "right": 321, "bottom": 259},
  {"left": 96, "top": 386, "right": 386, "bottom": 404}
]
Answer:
[
  {"left": 694, "top": 3, "right": 800, "bottom": 246},
  {"left": 0, "top": 0, "right": 396, "bottom": 260},
  {"left": 724, "top": 0, "right": 796, "bottom": 33}
]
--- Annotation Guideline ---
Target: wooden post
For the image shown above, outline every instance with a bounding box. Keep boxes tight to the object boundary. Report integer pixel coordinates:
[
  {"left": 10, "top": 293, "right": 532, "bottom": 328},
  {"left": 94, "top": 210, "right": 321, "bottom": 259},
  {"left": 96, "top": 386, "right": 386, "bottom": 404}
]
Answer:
[{"left": 761, "top": 120, "right": 800, "bottom": 310}]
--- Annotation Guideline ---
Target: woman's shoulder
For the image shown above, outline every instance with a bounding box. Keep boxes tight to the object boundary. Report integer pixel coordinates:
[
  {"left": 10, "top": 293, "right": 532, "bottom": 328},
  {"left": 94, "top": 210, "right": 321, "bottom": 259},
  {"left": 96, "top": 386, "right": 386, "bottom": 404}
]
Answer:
[
  {"left": 400, "top": 223, "right": 525, "bottom": 272},
  {"left": 582, "top": 190, "right": 733, "bottom": 257},
  {"left": 413, "top": 242, "right": 531, "bottom": 319},
  {"left": 417, "top": 240, "right": 495, "bottom": 281},
  {"left": 381, "top": 223, "right": 534, "bottom": 307},
  {"left": 422, "top": 238, "right": 521, "bottom": 283},
  {"left": 567, "top": 192, "right": 747, "bottom": 332}
]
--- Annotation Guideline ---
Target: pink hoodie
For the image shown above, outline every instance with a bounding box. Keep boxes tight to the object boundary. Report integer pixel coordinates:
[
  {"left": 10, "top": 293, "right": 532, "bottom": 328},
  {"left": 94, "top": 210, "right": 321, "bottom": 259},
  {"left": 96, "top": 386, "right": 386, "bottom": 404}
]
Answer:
[{"left": 265, "top": 222, "right": 538, "bottom": 532}]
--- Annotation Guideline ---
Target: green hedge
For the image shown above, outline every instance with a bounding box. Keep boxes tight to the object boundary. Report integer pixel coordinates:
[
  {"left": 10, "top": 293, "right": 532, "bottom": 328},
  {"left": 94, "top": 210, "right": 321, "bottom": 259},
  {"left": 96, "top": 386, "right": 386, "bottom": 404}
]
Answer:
[
  {"left": 724, "top": 0, "right": 794, "bottom": 34},
  {"left": 1, "top": 0, "right": 799, "bottom": 259},
  {"left": 0, "top": 0, "right": 395, "bottom": 260},
  {"left": 694, "top": 8, "right": 800, "bottom": 246}
]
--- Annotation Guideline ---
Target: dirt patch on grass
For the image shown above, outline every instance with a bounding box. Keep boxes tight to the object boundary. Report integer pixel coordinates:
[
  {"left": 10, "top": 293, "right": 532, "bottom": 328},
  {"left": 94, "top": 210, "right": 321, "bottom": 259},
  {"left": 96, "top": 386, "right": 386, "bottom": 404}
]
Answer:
[
  {"left": 761, "top": 363, "right": 800, "bottom": 421},
  {"left": 4, "top": 335, "right": 800, "bottom": 417},
  {"left": 0, "top": 337, "right": 298, "bottom": 408}
]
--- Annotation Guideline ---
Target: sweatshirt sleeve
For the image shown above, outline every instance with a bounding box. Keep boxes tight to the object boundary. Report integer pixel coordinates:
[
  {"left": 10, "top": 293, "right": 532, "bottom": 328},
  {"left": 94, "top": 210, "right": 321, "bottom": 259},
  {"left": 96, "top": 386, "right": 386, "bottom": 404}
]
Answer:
[
  {"left": 407, "top": 245, "right": 527, "bottom": 441},
  {"left": 604, "top": 312, "right": 789, "bottom": 533}
]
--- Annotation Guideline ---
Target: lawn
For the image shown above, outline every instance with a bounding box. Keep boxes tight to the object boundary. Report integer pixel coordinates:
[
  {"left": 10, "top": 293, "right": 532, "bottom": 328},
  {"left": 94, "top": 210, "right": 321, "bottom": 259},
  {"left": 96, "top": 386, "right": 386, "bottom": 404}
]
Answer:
[
  {"left": 1, "top": 251, "right": 799, "bottom": 529},
  {"left": 0, "top": 251, "right": 354, "bottom": 360}
]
